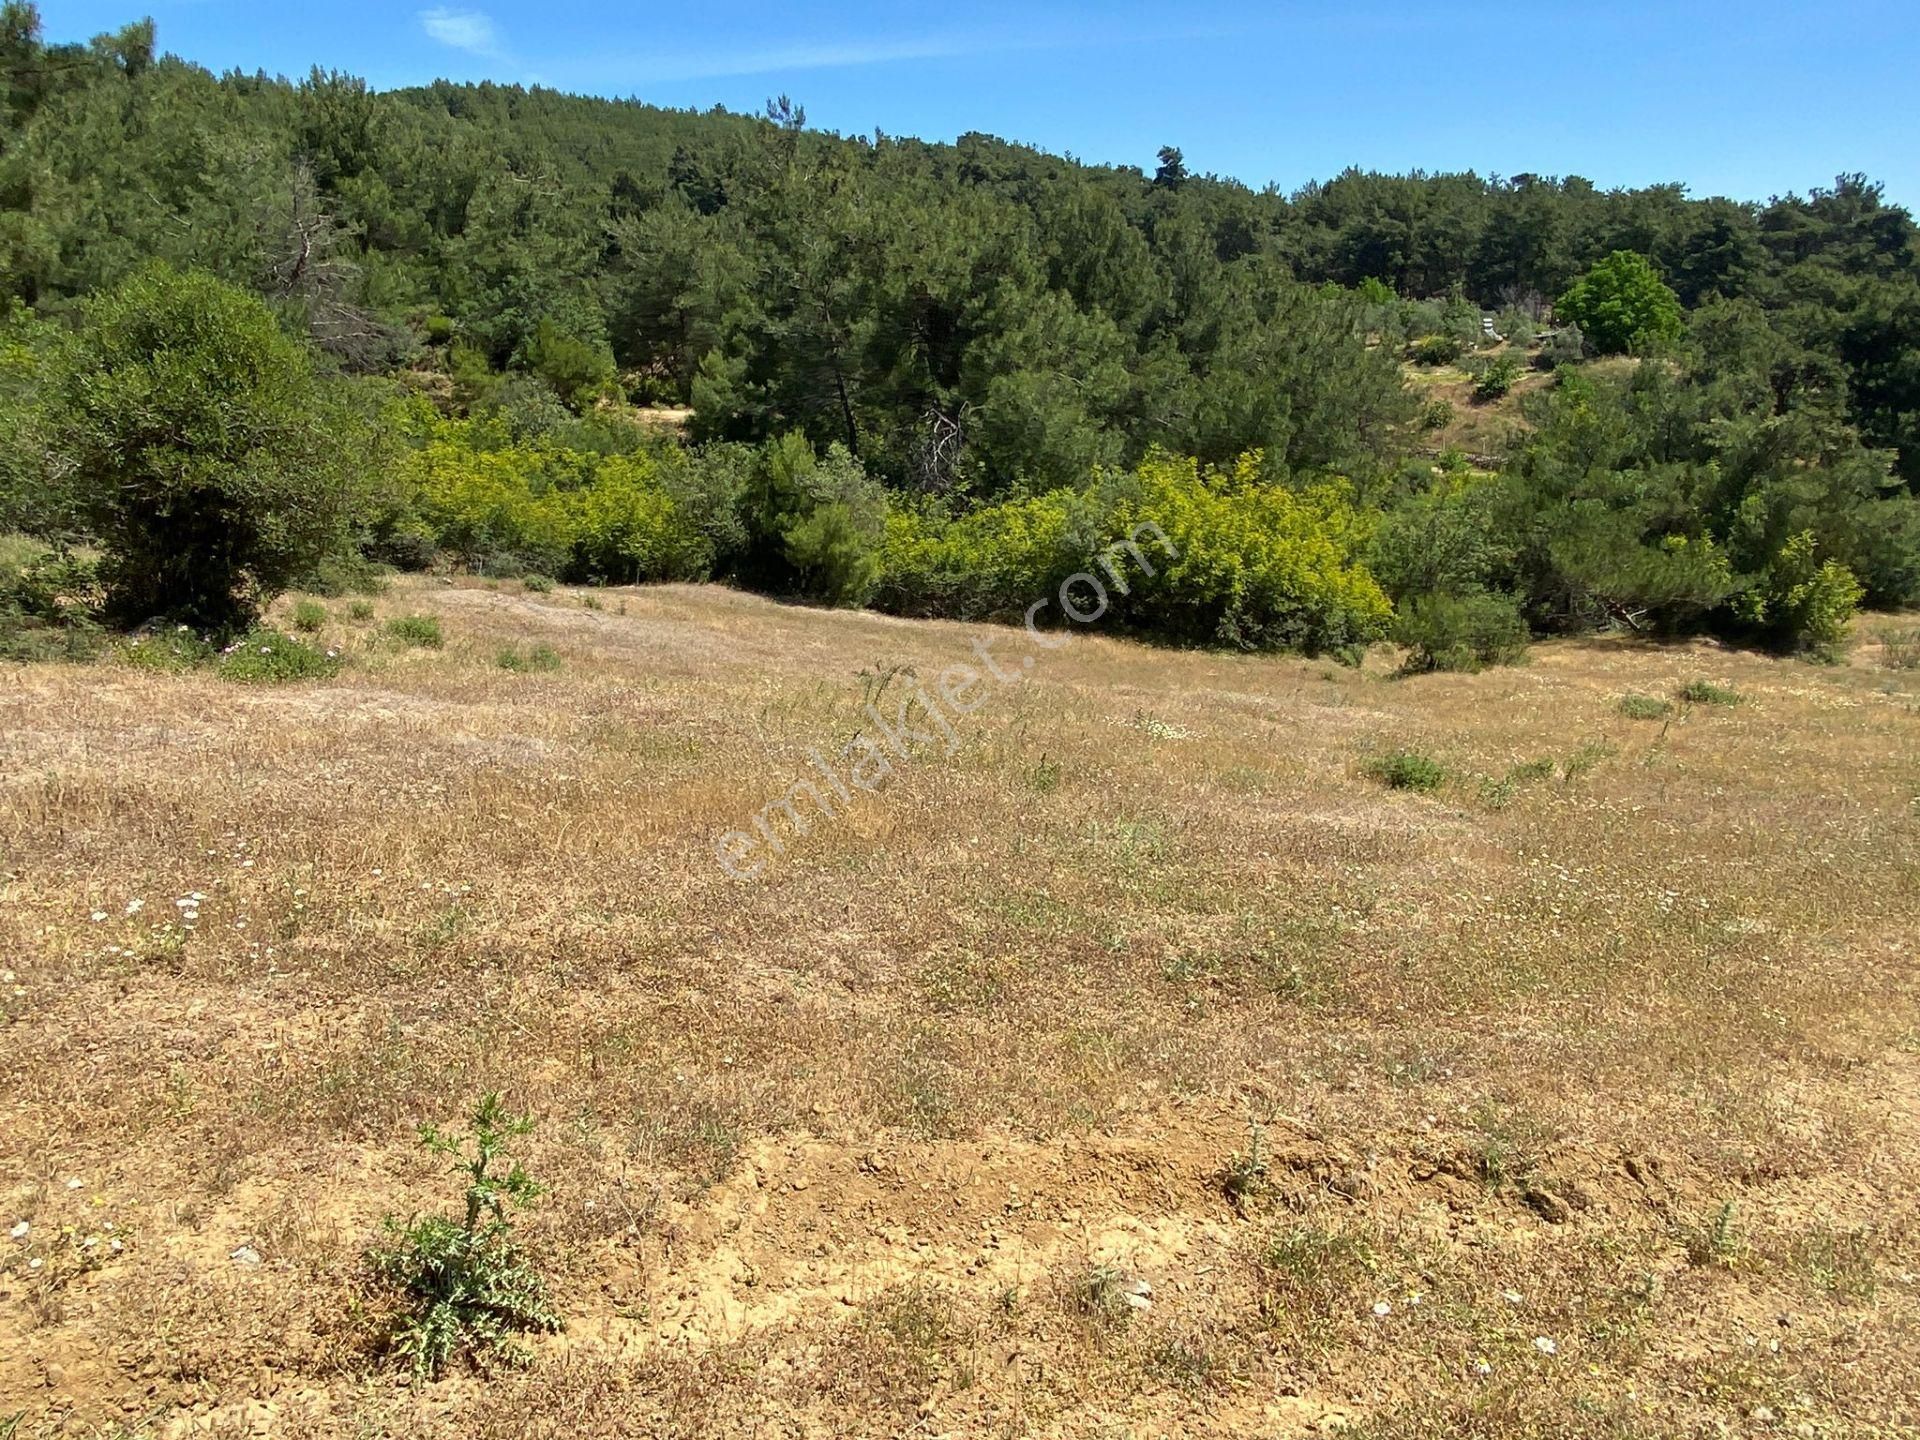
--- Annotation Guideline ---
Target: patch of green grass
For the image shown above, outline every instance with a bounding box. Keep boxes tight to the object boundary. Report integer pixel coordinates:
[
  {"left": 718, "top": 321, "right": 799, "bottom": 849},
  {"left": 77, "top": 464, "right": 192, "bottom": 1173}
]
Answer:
[
  {"left": 291, "top": 599, "right": 327, "bottom": 633},
  {"left": 386, "top": 613, "right": 444, "bottom": 649},
  {"left": 118, "top": 627, "right": 213, "bottom": 672},
  {"left": 1560, "top": 739, "right": 1616, "bottom": 783},
  {"left": 1366, "top": 749, "right": 1445, "bottom": 793},
  {"left": 496, "top": 643, "right": 561, "bottom": 673},
  {"left": 1680, "top": 679, "right": 1741, "bottom": 706},
  {"left": 1253, "top": 1223, "right": 1378, "bottom": 1344},
  {"left": 1477, "top": 755, "right": 1555, "bottom": 809},
  {"left": 216, "top": 628, "right": 342, "bottom": 684},
  {"left": 523, "top": 575, "right": 555, "bottom": 594},
  {"left": 1616, "top": 693, "right": 1674, "bottom": 720}
]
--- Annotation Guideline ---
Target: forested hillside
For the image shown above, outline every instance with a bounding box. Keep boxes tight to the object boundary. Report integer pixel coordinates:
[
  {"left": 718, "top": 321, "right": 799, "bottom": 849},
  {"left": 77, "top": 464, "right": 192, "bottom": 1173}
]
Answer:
[{"left": 4, "top": 4, "right": 1919, "bottom": 661}]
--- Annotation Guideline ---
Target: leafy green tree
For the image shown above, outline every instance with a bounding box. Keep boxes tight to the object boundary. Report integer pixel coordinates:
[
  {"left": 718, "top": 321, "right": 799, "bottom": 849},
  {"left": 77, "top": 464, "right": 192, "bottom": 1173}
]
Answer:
[
  {"left": 1152, "top": 146, "right": 1188, "bottom": 190},
  {"left": 36, "top": 264, "right": 373, "bottom": 631},
  {"left": 1556, "top": 251, "right": 1685, "bottom": 355},
  {"left": 524, "top": 318, "right": 616, "bottom": 412}
]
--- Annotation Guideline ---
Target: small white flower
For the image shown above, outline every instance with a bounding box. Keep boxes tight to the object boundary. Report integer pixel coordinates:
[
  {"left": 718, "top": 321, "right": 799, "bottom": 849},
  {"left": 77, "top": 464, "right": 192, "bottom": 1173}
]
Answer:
[
  {"left": 1371, "top": 1300, "right": 1392, "bottom": 1317},
  {"left": 182, "top": 910, "right": 199, "bottom": 922},
  {"left": 1406, "top": 1291, "right": 1423, "bottom": 1307},
  {"left": 65, "top": 1178, "right": 83, "bottom": 1190},
  {"left": 109, "top": 1238, "right": 123, "bottom": 1252},
  {"left": 9, "top": 1221, "right": 27, "bottom": 1239},
  {"left": 125, "top": 899, "right": 144, "bottom": 916},
  {"left": 1532, "top": 1336, "right": 1557, "bottom": 1356},
  {"left": 27, "top": 1256, "right": 42, "bottom": 1270},
  {"left": 1502, "top": 1290, "right": 1523, "bottom": 1306},
  {"left": 89, "top": 911, "right": 107, "bottom": 923},
  {"left": 1473, "top": 1358, "right": 1492, "bottom": 1376}
]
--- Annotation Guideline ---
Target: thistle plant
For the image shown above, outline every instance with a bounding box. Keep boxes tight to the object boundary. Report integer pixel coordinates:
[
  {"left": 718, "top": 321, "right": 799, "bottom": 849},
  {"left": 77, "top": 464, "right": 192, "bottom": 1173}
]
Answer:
[{"left": 369, "top": 1093, "right": 561, "bottom": 1378}]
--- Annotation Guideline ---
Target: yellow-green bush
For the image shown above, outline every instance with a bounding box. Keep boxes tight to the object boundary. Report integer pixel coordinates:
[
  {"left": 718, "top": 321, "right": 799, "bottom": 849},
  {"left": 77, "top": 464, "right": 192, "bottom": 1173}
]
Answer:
[
  {"left": 566, "top": 453, "right": 713, "bottom": 582},
  {"left": 875, "top": 491, "right": 1083, "bottom": 619},
  {"left": 396, "top": 417, "right": 716, "bottom": 584},
  {"left": 405, "top": 430, "right": 576, "bottom": 577},
  {"left": 1104, "top": 453, "right": 1392, "bottom": 652},
  {"left": 876, "top": 451, "right": 1392, "bottom": 654}
]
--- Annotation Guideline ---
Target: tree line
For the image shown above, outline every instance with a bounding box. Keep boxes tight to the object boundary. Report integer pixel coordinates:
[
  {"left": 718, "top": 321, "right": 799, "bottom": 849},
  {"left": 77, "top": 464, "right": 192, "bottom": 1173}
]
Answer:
[{"left": 2, "top": 5, "right": 1917, "bottom": 664}]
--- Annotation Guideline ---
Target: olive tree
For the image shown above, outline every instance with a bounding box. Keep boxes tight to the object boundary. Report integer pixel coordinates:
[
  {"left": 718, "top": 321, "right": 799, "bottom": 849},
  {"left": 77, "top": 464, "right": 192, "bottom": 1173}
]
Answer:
[{"left": 39, "top": 263, "right": 372, "bottom": 631}]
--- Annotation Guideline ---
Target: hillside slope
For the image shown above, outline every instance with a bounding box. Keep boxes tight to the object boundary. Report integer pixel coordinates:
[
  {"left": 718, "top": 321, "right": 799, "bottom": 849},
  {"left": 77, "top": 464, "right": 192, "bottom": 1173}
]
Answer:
[{"left": 2, "top": 580, "right": 1918, "bottom": 1436}]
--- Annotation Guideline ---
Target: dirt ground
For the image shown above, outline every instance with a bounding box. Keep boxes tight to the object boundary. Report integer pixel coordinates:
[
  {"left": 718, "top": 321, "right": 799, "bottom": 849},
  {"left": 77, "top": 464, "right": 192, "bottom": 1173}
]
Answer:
[{"left": 3, "top": 578, "right": 1918, "bottom": 1437}]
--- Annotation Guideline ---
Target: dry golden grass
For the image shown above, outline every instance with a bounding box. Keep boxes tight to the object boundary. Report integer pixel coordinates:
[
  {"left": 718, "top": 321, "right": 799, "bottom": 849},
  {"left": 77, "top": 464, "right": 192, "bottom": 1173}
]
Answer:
[{"left": 3, "top": 577, "right": 1919, "bottom": 1437}]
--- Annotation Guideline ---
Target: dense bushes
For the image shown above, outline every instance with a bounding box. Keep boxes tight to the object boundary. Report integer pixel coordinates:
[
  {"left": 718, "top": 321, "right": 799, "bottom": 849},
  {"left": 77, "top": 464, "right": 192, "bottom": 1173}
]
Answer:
[
  {"left": 1393, "top": 591, "right": 1530, "bottom": 673},
  {"left": 877, "top": 452, "right": 1392, "bottom": 654}
]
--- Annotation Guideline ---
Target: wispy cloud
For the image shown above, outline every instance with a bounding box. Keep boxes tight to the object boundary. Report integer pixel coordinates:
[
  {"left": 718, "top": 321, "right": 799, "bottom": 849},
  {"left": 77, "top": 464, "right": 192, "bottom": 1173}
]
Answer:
[
  {"left": 630, "top": 35, "right": 981, "bottom": 84},
  {"left": 419, "top": 7, "right": 504, "bottom": 59},
  {"left": 565, "top": 20, "right": 1243, "bottom": 88}
]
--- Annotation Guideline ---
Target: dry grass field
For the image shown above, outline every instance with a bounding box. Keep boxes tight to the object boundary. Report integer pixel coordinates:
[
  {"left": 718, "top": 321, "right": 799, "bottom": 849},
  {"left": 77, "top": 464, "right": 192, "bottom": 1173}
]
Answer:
[{"left": 3, "top": 577, "right": 1919, "bottom": 1438}]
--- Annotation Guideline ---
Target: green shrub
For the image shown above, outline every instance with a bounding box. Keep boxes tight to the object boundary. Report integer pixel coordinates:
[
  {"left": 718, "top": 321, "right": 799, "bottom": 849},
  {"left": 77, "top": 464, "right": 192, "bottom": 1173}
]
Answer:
[
  {"left": 567, "top": 450, "right": 715, "bottom": 583},
  {"left": 1471, "top": 354, "right": 1522, "bottom": 403},
  {"left": 118, "top": 625, "right": 212, "bottom": 672},
  {"left": 783, "top": 500, "right": 885, "bottom": 606},
  {"left": 403, "top": 425, "right": 578, "bottom": 578},
  {"left": 524, "top": 319, "right": 617, "bottom": 413},
  {"left": 1495, "top": 307, "right": 1537, "bottom": 346},
  {"left": 523, "top": 574, "right": 555, "bottom": 594},
  {"left": 368, "top": 1094, "right": 561, "bottom": 1378},
  {"left": 1735, "top": 531, "right": 1863, "bottom": 656},
  {"left": 1419, "top": 398, "right": 1454, "bottom": 431},
  {"left": 736, "top": 434, "right": 887, "bottom": 605},
  {"left": 1537, "top": 322, "right": 1586, "bottom": 369},
  {"left": 0, "top": 550, "right": 106, "bottom": 662},
  {"left": 216, "top": 628, "right": 342, "bottom": 683},
  {"left": 497, "top": 644, "right": 561, "bottom": 673},
  {"left": 1367, "top": 750, "right": 1446, "bottom": 792},
  {"left": 1410, "top": 335, "right": 1463, "bottom": 366},
  {"left": 1616, "top": 693, "right": 1674, "bottom": 720},
  {"left": 348, "top": 600, "right": 376, "bottom": 622},
  {"left": 386, "top": 614, "right": 444, "bottom": 649},
  {"left": 1556, "top": 252, "right": 1683, "bottom": 356},
  {"left": 1393, "top": 590, "right": 1529, "bottom": 673},
  {"left": 302, "top": 553, "right": 392, "bottom": 598},
  {"left": 1680, "top": 679, "right": 1741, "bottom": 706},
  {"left": 35, "top": 265, "right": 375, "bottom": 633},
  {"left": 291, "top": 600, "right": 327, "bottom": 633}
]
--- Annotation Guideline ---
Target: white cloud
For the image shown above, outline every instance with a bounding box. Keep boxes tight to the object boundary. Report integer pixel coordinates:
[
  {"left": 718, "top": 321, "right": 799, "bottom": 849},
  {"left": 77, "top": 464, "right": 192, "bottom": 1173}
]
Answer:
[
  {"left": 562, "top": 19, "right": 1248, "bottom": 89},
  {"left": 419, "top": 7, "right": 503, "bottom": 59},
  {"left": 633, "top": 36, "right": 976, "bottom": 83}
]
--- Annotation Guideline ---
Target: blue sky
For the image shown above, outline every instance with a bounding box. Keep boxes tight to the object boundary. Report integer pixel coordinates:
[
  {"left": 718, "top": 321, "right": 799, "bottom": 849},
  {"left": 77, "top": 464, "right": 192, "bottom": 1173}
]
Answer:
[{"left": 40, "top": 0, "right": 1920, "bottom": 206}]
